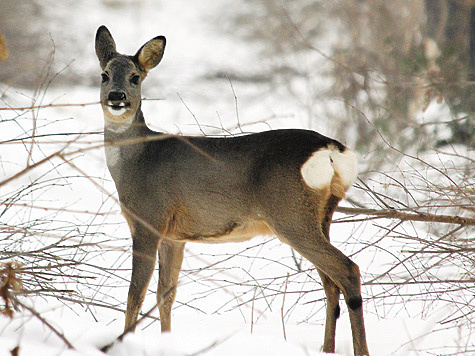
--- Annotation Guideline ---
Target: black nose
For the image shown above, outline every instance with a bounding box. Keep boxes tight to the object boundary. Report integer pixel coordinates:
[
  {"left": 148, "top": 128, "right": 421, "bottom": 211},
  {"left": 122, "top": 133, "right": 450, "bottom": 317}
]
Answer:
[{"left": 108, "top": 91, "right": 126, "bottom": 102}]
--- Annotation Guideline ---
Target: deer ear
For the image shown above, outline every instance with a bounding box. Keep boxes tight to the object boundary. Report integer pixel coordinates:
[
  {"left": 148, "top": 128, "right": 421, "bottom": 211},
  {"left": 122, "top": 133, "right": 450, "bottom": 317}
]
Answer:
[
  {"left": 135, "top": 36, "right": 166, "bottom": 72},
  {"left": 95, "top": 25, "right": 117, "bottom": 69}
]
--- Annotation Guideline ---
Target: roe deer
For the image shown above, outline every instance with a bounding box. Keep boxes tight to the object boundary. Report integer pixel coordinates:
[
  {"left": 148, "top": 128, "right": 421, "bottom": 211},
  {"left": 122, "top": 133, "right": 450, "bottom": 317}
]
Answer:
[{"left": 95, "top": 25, "right": 369, "bottom": 355}]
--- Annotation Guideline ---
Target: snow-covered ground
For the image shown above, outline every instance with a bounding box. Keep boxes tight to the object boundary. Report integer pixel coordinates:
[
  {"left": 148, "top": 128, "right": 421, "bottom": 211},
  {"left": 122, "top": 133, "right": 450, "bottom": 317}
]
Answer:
[{"left": 1, "top": 1, "right": 473, "bottom": 355}]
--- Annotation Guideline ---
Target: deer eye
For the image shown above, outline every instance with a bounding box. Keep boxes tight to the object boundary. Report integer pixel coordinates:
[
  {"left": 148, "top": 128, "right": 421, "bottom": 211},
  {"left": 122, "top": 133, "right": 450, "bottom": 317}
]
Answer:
[
  {"left": 130, "top": 75, "right": 140, "bottom": 85},
  {"left": 101, "top": 73, "right": 109, "bottom": 84}
]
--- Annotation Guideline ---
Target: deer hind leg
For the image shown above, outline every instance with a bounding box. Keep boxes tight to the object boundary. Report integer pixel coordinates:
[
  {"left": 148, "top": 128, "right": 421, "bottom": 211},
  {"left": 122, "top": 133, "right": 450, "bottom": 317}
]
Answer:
[
  {"left": 319, "top": 193, "right": 343, "bottom": 353},
  {"left": 125, "top": 225, "right": 160, "bottom": 332},
  {"left": 288, "top": 234, "right": 367, "bottom": 355},
  {"left": 157, "top": 239, "right": 185, "bottom": 332},
  {"left": 317, "top": 269, "right": 341, "bottom": 353},
  {"left": 269, "top": 217, "right": 369, "bottom": 356}
]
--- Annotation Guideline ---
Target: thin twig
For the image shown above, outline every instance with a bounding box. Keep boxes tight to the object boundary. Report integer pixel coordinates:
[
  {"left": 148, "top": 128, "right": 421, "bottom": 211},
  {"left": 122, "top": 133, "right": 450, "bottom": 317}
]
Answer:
[
  {"left": 226, "top": 76, "right": 243, "bottom": 134},
  {"left": 13, "top": 295, "right": 74, "bottom": 349},
  {"left": 100, "top": 282, "right": 179, "bottom": 353},
  {"left": 0, "top": 98, "right": 163, "bottom": 111},
  {"left": 250, "top": 286, "right": 257, "bottom": 334},
  {"left": 188, "top": 333, "right": 235, "bottom": 356},
  {"left": 281, "top": 273, "right": 290, "bottom": 341},
  {"left": 100, "top": 303, "right": 159, "bottom": 353},
  {"left": 177, "top": 93, "right": 206, "bottom": 135}
]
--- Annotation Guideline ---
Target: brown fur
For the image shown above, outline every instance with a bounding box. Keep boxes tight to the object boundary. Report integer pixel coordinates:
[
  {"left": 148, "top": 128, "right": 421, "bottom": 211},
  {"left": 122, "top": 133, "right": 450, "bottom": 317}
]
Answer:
[
  {"left": 95, "top": 26, "right": 369, "bottom": 356},
  {"left": 330, "top": 171, "right": 347, "bottom": 199},
  {"left": 121, "top": 208, "right": 136, "bottom": 236}
]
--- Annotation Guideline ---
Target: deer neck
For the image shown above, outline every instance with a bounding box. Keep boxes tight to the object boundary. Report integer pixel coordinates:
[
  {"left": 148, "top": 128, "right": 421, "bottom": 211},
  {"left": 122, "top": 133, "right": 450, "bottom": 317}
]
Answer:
[{"left": 103, "top": 105, "right": 160, "bottom": 177}]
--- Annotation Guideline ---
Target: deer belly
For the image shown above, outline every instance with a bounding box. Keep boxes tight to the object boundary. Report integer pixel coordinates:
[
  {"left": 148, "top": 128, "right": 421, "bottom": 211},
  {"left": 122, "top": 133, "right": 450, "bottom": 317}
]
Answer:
[{"left": 163, "top": 210, "right": 274, "bottom": 243}]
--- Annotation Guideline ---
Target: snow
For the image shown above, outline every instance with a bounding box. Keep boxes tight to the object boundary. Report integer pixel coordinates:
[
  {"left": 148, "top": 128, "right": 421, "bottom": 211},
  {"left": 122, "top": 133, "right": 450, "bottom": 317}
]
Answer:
[{"left": 0, "top": 1, "right": 473, "bottom": 355}]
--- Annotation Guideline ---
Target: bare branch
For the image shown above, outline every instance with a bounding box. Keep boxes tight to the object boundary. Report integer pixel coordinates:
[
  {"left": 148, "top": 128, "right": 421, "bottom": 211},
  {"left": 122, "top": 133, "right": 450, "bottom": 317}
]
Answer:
[{"left": 335, "top": 206, "right": 475, "bottom": 226}]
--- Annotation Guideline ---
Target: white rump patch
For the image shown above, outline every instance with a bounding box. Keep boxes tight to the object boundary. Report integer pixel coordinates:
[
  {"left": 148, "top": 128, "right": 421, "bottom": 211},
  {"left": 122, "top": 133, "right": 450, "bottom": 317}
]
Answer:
[
  {"left": 329, "top": 148, "right": 358, "bottom": 190},
  {"left": 301, "top": 149, "right": 334, "bottom": 189},
  {"left": 301, "top": 146, "right": 358, "bottom": 191}
]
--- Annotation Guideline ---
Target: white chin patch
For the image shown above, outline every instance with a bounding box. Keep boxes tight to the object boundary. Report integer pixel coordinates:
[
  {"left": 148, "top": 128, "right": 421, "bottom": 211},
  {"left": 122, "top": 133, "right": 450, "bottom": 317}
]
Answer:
[{"left": 107, "top": 106, "right": 127, "bottom": 116}]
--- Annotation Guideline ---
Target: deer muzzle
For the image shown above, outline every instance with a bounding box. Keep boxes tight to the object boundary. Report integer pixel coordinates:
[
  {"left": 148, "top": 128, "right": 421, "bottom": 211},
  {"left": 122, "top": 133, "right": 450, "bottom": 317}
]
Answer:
[{"left": 106, "top": 91, "right": 131, "bottom": 116}]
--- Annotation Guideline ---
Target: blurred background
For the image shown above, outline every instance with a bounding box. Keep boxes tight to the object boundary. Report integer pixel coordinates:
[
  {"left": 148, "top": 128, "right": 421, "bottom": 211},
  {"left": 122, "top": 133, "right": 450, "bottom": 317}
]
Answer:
[
  {"left": 1, "top": 0, "right": 474, "bottom": 153},
  {"left": 0, "top": 1, "right": 474, "bottom": 355}
]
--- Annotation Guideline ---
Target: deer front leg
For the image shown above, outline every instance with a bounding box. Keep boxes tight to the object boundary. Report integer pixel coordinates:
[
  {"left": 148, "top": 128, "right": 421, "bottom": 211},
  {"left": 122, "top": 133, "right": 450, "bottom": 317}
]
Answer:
[
  {"left": 157, "top": 240, "right": 185, "bottom": 332},
  {"left": 124, "top": 226, "right": 160, "bottom": 332}
]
